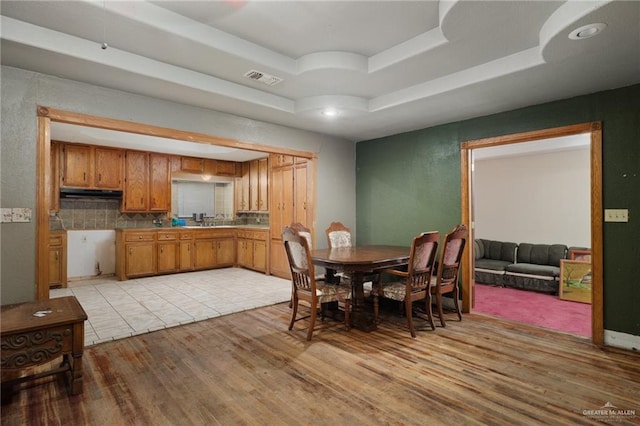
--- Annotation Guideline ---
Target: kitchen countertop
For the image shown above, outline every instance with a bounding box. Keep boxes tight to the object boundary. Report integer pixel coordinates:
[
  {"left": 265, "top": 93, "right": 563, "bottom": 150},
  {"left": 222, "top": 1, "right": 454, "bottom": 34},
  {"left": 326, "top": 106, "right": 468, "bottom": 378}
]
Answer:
[{"left": 115, "top": 225, "right": 270, "bottom": 231}]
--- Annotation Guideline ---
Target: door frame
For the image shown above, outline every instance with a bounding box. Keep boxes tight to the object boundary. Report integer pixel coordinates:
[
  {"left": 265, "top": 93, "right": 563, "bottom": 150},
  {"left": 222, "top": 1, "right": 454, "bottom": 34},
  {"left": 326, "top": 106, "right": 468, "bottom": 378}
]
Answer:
[
  {"left": 35, "top": 106, "right": 317, "bottom": 300},
  {"left": 460, "top": 122, "right": 603, "bottom": 344}
]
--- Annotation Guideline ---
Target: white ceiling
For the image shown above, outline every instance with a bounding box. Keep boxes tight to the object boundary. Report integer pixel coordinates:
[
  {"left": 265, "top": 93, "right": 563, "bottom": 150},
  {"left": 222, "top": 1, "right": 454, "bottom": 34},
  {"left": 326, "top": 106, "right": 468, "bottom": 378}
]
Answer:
[{"left": 2, "top": 0, "right": 639, "bottom": 149}]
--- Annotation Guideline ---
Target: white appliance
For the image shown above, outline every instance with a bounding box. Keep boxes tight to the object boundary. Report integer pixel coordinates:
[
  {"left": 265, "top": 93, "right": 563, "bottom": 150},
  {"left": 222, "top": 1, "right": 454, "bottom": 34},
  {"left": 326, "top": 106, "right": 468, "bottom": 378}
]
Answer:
[{"left": 67, "top": 230, "right": 116, "bottom": 280}]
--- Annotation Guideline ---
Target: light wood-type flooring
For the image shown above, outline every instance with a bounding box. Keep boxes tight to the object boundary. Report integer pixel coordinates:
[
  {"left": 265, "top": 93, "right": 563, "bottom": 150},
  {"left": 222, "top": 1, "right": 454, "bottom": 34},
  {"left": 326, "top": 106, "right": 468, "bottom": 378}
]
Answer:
[{"left": 2, "top": 303, "right": 639, "bottom": 425}]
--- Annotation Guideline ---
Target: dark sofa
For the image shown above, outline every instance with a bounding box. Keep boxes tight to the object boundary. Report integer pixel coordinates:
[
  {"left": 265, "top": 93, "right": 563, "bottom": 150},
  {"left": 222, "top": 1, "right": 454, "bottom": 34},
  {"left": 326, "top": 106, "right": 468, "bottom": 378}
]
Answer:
[
  {"left": 474, "top": 239, "right": 569, "bottom": 294},
  {"left": 504, "top": 243, "right": 568, "bottom": 293},
  {"left": 474, "top": 239, "right": 517, "bottom": 286}
]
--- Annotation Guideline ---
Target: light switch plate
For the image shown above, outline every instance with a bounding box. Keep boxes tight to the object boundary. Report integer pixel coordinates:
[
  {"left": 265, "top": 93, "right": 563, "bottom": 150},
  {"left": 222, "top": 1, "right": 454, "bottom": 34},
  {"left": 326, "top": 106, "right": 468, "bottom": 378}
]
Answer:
[
  {"left": 1, "top": 208, "right": 12, "bottom": 223},
  {"left": 604, "top": 209, "right": 629, "bottom": 222}
]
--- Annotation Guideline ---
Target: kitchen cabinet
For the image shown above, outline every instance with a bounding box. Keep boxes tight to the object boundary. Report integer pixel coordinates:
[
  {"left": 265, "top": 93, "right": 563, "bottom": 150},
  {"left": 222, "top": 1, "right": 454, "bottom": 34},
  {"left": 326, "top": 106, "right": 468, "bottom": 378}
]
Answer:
[
  {"left": 249, "top": 158, "right": 269, "bottom": 211},
  {"left": 119, "top": 231, "right": 157, "bottom": 279},
  {"left": 123, "top": 151, "right": 170, "bottom": 212},
  {"left": 149, "top": 153, "right": 171, "bottom": 212},
  {"left": 157, "top": 231, "right": 179, "bottom": 273},
  {"left": 205, "top": 159, "right": 237, "bottom": 177},
  {"left": 178, "top": 231, "right": 194, "bottom": 272},
  {"left": 123, "top": 150, "right": 149, "bottom": 212},
  {"left": 236, "top": 163, "right": 250, "bottom": 211},
  {"left": 237, "top": 229, "right": 268, "bottom": 273},
  {"left": 48, "top": 231, "right": 67, "bottom": 288},
  {"left": 193, "top": 229, "right": 235, "bottom": 270},
  {"left": 60, "top": 144, "right": 123, "bottom": 190},
  {"left": 270, "top": 155, "right": 312, "bottom": 278},
  {"left": 180, "top": 156, "right": 203, "bottom": 173}
]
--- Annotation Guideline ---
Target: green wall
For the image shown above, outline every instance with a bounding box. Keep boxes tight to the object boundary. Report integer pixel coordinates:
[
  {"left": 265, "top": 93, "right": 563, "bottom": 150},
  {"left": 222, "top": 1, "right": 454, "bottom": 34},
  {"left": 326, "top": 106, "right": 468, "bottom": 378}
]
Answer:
[{"left": 356, "top": 84, "right": 640, "bottom": 337}]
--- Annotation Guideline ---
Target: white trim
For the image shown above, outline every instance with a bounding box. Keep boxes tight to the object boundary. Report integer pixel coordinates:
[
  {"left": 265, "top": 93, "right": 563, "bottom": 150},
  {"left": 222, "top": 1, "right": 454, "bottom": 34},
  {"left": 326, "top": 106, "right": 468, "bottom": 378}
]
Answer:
[
  {"left": 504, "top": 272, "right": 556, "bottom": 281},
  {"left": 475, "top": 268, "right": 505, "bottom": 275},
  {"left": 604, "top": 330, "right": 640, "bottom": 351}
]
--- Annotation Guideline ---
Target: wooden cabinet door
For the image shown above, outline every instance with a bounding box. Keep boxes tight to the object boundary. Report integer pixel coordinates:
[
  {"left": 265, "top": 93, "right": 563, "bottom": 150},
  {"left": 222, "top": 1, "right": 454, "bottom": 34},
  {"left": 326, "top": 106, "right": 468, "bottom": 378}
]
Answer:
[
  {"left": 270, "top": 166, "right": 294, "bottom": 240},
  {"left": 62, "top": 144, "right": 91, "bottom": 187},
  {"left": 181, "top": 156, "right": 203, "bottom": 173},
  {"left": 48, "top": 232, "right": 67, "bottom": 288},
  {"left": 149, "top": 153, "right": 170, "bottom": 211},
  {"left": 125, "top": 243, "right": 156, "bottom": 277},
  {"left": 157, "top": 242, "right": 178, "bottom": 273},
  {"left": 294, "top": 163, "right": 309, "bottom": 227},
  {"left": 237, "top": 239, "right": 248, "bottom": 267},
  {"left": 253, "top": 239, "right": 267, "bottom": 272},
  {"left": 94, "top": 147, "right": 123, "bottom": 189},
  {"left": 216, "top": 239, "right": 235, "bottom": 266},
  {"left": 179, "top": 241, "right": 193, "bottom": 271},
  {"left": 124, "top": 151, "right": 149, "bottom": 212},
  {"left": 48, "top": 246, "right": 63, "bottom": 287},
  {"left": 194, "top": 240, "right": 216, "bottom": 270},
  {"left": 270, "top": 239, "right": 290, "bottom": 279},
  {"left": 240, "top": 163, "right": 250, "bottom": 211},
  {"left": 249, "top": 159, "right": 260, "bottom": 211},
  {"left": 258, "top": 157, "right": 268, "bottom": 211}
]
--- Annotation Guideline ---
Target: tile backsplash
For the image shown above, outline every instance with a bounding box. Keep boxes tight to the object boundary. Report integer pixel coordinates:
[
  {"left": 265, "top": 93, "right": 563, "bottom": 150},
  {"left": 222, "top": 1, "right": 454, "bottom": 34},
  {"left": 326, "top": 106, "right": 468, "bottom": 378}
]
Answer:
[{"left": 50, "top": 199, "right": 269, "bottom": 230}]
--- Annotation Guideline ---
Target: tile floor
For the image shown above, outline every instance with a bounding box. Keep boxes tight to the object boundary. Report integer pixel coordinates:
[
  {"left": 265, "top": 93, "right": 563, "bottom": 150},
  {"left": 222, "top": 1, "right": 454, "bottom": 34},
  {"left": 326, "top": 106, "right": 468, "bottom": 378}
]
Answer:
[{"left": 50, "top": 268, "right": 291, "bottom": 347}]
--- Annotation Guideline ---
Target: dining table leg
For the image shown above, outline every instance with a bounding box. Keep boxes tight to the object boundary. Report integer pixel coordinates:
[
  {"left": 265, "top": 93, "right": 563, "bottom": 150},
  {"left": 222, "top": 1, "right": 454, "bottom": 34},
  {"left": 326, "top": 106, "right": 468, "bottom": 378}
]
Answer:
[{"left": 350, "top": 271, "right": 377, "bottom": 332}]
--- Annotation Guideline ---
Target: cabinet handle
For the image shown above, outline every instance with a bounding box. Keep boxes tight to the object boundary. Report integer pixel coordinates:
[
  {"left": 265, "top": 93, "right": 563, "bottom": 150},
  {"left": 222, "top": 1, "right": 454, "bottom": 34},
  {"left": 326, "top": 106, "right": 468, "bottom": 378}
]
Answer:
[
  {"left": 98, "top": 173, "right": 102, "bottom": 182},
  {"left": 129, "top": 248, "right": 133, "bottom": 255},
  {"left": 139, "top": 235, "right": 143, "bottom": 239},
  {"left": 55, "top": 252, "right": 58, "bottom": 261},
  {"left": 304, "top": 201, "right": 307, "bottom": 210},
  {"left": 83, "top": 172, "right": 86, "bottom": 181},
  {"left": 160, "top": 247, "right": 163, "bottom": 253}
]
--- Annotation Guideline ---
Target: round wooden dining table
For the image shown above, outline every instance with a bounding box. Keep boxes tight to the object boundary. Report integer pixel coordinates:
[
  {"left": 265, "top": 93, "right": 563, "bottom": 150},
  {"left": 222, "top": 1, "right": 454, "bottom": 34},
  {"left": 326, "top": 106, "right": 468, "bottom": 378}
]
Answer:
[{"left": 311, "top": 245, "right": 410, "bottom": 331}]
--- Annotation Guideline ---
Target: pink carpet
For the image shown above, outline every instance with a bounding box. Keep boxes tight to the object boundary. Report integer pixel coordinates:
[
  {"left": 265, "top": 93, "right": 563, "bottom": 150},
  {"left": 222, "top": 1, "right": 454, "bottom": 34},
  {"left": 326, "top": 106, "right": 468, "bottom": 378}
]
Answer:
[{"left": 473, "top": 284, "right": 591, "bottom": 337}]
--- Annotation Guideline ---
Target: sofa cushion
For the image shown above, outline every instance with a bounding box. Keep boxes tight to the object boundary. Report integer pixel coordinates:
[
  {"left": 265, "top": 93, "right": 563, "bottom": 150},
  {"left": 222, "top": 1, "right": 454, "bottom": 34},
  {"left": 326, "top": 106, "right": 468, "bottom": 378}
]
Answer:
[
  {"left": 517, "top": 243, "right": 567, "bottom": 266},
  {"left": 479, "top": 239, "right": 517, "bottom": 263},
  {"left": 474, "top": 240, "right": 484, "bottom": 260},
  {"left": 475, "top": 258, "right": 512, "bottom": 271},
  {"left": 505, "top": 263, "right": 560, "bottom": 278}
]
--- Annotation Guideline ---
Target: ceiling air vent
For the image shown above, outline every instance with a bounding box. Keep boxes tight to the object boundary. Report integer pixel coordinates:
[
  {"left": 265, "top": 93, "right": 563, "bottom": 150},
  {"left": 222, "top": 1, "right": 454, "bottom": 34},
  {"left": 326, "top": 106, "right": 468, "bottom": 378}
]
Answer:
[{"left": 243, "top": 70, "right": 283, "bottom": 86}]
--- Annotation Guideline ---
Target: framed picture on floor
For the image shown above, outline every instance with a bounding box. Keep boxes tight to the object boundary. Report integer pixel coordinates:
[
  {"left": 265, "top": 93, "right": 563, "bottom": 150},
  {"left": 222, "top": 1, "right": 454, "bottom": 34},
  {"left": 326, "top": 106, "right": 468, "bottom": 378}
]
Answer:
[
  {"left": 559, "top": 259, "right": 592, "bottom": 304},
  {"left": 569, "top": 248, "right": 591, "bottom": 262}
]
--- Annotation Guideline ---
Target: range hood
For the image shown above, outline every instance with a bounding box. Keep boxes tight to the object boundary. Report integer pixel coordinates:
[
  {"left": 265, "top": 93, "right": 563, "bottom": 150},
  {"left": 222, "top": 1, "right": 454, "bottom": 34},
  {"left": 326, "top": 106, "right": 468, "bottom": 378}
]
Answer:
[{"left": 60, "top": 188, "right": 123, "bottom": 199}]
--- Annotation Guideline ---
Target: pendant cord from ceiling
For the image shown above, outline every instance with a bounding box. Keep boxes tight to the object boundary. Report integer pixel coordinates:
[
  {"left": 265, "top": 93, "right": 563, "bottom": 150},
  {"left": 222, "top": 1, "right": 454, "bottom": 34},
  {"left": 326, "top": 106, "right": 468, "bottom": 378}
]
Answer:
[{"left": 101, "top": 1, "right": 108, "bottom": 50}]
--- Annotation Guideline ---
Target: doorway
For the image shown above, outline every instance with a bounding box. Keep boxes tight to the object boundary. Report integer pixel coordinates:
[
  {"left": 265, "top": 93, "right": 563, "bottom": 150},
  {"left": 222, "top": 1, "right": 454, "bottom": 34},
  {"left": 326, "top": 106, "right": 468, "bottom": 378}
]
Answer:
[{"left": 459, "top": 122, "right": 603, "bottom": 344}]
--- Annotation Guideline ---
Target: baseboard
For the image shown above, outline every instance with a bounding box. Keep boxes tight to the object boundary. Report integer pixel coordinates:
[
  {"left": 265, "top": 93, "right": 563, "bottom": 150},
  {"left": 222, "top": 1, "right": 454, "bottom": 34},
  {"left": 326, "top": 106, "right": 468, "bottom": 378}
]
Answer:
[{"left": 604, "top": 330, "right": 640, "bottom": 351}]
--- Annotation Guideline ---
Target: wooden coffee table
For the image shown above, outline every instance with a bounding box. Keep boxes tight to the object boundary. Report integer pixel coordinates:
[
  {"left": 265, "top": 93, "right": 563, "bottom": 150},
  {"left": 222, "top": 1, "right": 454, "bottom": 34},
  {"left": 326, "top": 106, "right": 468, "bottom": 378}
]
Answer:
[{"left": 1, "top": 296, "right": 87, "bottom": 395}]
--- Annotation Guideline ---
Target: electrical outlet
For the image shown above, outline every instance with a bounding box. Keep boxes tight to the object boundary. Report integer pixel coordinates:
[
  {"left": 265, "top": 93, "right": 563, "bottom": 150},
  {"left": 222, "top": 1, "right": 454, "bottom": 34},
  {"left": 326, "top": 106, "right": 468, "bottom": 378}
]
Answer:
[{"left": 604, "top": 209, "right": 629, "bottom": 222}]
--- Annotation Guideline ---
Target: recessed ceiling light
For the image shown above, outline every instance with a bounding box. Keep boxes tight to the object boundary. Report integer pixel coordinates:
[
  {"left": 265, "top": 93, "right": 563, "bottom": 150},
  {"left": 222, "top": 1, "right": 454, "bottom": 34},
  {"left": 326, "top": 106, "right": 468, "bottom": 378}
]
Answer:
[
  {"left": 569, "top": 23, "right": 607, "bottom": 40},
  {"left": 322, "top": 108, "right": 338, "bottom": 117}
]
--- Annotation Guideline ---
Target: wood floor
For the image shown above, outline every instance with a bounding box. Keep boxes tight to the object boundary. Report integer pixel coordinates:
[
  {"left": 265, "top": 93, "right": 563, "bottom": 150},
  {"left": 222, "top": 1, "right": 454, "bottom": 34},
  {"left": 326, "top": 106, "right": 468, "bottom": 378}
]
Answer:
[{"left": 2, "top": 303, "right": 639, "bottom": 426}]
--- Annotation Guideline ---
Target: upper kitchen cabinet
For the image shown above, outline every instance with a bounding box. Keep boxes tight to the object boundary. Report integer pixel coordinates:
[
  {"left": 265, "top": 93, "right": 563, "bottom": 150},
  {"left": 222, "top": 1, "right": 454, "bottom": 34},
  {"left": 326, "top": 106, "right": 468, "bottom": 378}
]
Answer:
[
  {"left": 149, "top": 153, "right": 171, "bottom": 212},
  {"left": 60, "top": 143, "right": 123, "bottom": 190},
  {"left": 249, "top": 158, "right": 269, "bottom": 212},
  {"left": 179, "top": 156, "right": 204, "bottom": 173},
  {"left": 123, "top": 151, "right": 171, "bottom": 213}
]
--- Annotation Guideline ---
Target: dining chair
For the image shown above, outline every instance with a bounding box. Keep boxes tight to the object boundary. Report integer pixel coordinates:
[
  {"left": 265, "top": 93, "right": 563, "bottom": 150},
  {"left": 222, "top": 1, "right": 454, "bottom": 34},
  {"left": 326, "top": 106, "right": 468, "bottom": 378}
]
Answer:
[
  {"left": 373, "top": 231, "right": 440, "bottom": 337},
  {"left": 428, "top": 224, "right": 468, "bottom": 328},
  {"left": 325, "top": 221, "right": 378, "bottom": 292},
  {"left": 282, "top": 226, "right": 351, "bottom": 341}
]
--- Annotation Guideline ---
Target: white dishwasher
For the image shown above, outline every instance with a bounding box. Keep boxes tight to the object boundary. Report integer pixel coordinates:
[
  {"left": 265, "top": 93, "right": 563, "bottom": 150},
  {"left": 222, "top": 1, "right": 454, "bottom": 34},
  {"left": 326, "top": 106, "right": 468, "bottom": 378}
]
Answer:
[{"left": 66, "top": 230, "right": 116, "bottom": 280}]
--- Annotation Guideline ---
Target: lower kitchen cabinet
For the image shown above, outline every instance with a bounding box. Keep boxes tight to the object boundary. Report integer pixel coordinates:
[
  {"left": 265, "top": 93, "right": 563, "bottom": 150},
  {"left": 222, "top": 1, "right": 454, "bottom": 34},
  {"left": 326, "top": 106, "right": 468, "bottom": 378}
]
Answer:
[
  {"left": 157, "top": 231, "right": 179, "bottom": 274},
  {"left": 193, "top": 230, "right": 235, "bottom": 270},
  {"left": 116, "top": 228, "right": 262, "bottom": 280},
  {"left": 48, "top": 230, "right": 67, "bottom": 288},
  {"left": 125, "top": 242, "right": 156, "bottom": 278},
  {"left": 237, "top": 229, "right": 268, "bottom": 273},
  {"left": 178, "top": 231, "right": 194, "bottom": 272}
]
